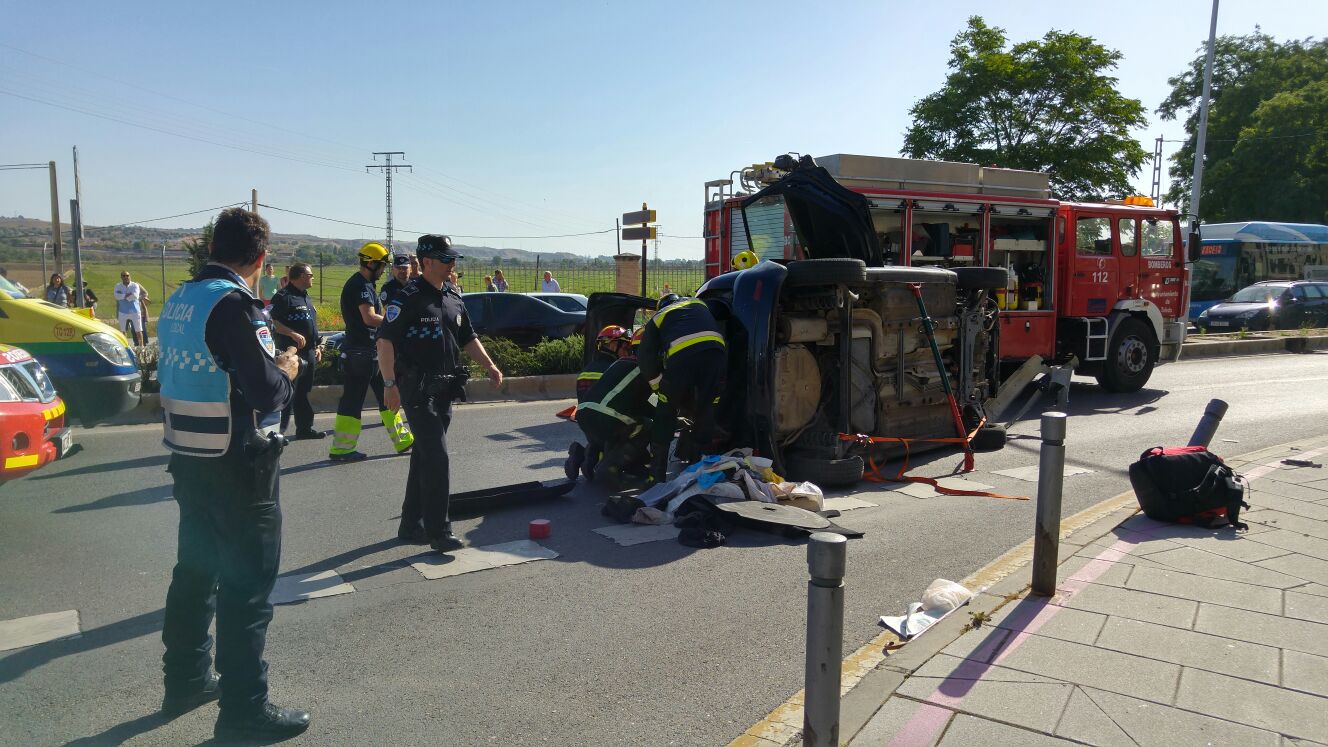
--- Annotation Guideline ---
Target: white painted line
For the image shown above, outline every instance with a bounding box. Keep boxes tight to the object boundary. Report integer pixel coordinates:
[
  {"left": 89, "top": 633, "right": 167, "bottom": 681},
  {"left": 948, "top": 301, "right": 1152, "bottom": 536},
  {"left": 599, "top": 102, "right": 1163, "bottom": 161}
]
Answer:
[
  {"left": 992, "top": 464, "right": 1094, "bottom": 482},
  {"left": 270, "top": 570, "right": 355, "bottom": 605},
  {"left": 896, "top": 477, "right": 995, "bottom": 499},
  {"left": 412, "top": 539, "right": 558, "bottom": 580},
  {"left": 823, "top": 496, "right": 877, "bottom": 511},
  {"left": 0, "top": 610, "right": 81, "bottom": 652},
  {"left": 593, "top": 523, "right": 681, "bottom": 546}
]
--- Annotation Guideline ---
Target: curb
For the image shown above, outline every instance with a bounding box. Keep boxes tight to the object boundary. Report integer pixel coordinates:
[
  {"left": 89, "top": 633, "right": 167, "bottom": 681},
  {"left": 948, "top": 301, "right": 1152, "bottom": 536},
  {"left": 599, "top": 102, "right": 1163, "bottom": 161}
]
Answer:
[
  {"left": 733, "top": 433, "right": 1328, "bottom": 747},
  {"left": 1180, "top": 332, "right": 1328, "bottom": 359},
  {"left": 98, "top": 373, "right": 576, "bottom": 427}
]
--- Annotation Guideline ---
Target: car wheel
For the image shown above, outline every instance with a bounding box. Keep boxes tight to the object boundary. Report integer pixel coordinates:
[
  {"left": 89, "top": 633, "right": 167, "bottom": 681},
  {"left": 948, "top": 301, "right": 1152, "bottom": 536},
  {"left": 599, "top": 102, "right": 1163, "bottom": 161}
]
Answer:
[
  {"left": 953, "top": 267, "right": 1011, "bottom": 291},
  {"left": 1095, "top": 317, "right": 1156, "bottom": 393},
  {"left": 969, "top": 424, "right": 1006, "bottom": 452},
  {"left": 784, "top": 259, "right": 867, "bottom": 287},
  {"left": 783, "top": 453, "right": 864, "bottom": 487}
]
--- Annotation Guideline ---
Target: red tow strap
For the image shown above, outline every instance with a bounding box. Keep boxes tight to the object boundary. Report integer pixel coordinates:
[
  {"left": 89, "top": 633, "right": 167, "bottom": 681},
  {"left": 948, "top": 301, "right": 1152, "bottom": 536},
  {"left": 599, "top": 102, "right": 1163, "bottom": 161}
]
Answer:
[{"left": 838, "top": 424, "right": 1028, "bottom": 501}]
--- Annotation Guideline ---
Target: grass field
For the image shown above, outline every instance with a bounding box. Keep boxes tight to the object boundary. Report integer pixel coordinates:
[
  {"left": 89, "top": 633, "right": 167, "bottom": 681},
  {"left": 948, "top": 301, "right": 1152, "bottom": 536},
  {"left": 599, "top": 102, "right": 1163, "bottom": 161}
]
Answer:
[{"left": 3, "top": 256, "right": 705, "bottom": 332}]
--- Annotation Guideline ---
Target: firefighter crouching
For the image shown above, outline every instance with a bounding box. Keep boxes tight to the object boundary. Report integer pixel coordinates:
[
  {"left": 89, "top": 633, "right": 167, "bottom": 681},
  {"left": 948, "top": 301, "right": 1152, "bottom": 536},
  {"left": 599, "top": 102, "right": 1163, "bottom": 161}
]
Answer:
[
  {"left": 377, "top": 234, "right": 502, "bottom": 553},
  {"left": 637, "top": 293, "right": 727, "bottom": 482},
  {"left": 576, "top": 352, "right": 655, "bottom": 488},
  {"left": 565, "top": 325, "right": 637, "bottom": 482}
]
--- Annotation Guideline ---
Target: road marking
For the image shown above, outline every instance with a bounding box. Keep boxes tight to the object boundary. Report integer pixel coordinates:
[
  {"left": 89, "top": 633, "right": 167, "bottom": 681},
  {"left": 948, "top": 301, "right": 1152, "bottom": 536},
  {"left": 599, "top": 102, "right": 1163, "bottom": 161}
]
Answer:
[
  {"left": 412, "top": 539, "right": 557, "bottom": 580},
  {"left": 0, "top": 610, "right": 81, "bottom": 652},
  {"left": 270, "top": 570, "right": 354, "bottom": 605},
  {"left": 991, "top": 464, "right": 1093, "bottom": 482}
]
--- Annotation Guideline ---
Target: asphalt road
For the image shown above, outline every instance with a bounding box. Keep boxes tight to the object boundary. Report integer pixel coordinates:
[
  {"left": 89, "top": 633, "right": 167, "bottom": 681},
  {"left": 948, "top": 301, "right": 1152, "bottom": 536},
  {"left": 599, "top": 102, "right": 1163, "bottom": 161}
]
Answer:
[{"left": 2, "top": 351, "right": 1326, "bottom": 746}]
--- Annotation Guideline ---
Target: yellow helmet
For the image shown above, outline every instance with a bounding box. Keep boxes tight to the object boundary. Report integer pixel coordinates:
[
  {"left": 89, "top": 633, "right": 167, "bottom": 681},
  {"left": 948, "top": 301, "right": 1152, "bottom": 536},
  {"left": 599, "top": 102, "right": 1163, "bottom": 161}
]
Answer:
[
  {"left": 358, "top": 241, "right": 389, "bottom": 263},
  {"left": 732, "top": 249, "right": 759, "bottom": 271}
]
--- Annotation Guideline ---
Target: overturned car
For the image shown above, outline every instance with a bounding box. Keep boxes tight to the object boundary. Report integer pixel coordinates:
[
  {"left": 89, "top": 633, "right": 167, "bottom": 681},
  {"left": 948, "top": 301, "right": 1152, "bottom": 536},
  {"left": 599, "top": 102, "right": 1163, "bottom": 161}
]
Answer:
[{"left": 586, "top": 155, "right": 1007, "bottom": 486}]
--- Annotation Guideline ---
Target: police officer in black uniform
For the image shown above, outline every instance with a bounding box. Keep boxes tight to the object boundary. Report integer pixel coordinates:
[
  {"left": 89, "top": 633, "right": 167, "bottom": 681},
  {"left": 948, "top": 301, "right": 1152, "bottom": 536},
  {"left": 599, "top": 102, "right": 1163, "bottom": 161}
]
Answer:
[
  {"left": 269, "top": 263, "right": 323, "bottom": 439},
  {"left": 378, "top": 235, "right": 503, "bottom": 552},
  {"left": 379, "top": 253, "right": 411, "bottom": 304},
  {"left": 157, "top": 208, "right": 311, "bottom": 740}
]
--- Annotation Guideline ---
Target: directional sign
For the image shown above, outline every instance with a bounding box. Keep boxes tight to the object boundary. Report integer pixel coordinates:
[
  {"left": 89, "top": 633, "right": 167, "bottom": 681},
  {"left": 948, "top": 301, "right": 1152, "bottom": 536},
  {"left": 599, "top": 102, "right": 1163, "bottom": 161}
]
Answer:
[
  {"left": 621, "top": 226, "right": 657, "bottom": 241},
  {"left": 621, "top": 209, "right": 657, "bottom": 225}
]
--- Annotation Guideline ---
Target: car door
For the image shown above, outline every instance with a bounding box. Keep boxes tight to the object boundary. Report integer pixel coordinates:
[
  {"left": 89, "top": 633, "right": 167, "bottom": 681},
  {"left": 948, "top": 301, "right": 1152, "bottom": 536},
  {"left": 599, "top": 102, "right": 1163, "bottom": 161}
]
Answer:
[
  {"left": 1314, "top": 284, "right": 1328, "bottom": 326},
  {"left": 1283, "top": 286, "right": 1309, "bottom": 329},
  {"left": 1116, "top": 216, "right": 1140, "bottom": 299},
  {"left": 462, "top": 295, "right": 489, "bottom": 335}
]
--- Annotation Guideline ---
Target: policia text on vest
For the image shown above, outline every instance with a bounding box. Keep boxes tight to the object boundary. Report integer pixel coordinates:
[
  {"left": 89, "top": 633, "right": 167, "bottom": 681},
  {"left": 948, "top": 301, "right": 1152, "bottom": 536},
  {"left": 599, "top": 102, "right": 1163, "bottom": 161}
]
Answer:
[{"left": 158, "top": 208, "right": 313, "bottom": 740}]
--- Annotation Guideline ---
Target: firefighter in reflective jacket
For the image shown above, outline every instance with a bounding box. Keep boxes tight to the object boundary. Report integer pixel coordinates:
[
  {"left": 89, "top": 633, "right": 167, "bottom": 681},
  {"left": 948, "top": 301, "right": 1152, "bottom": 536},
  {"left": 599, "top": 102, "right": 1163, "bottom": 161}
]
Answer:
[
  {"left": 576, "top": 325, "right": 629, "bottom": 402},
  {"left": 636, "top": 294, "right": 726, "bottom": 481},
  {"left": 576, "top": 356, "right": 654, "bottom": 487}
]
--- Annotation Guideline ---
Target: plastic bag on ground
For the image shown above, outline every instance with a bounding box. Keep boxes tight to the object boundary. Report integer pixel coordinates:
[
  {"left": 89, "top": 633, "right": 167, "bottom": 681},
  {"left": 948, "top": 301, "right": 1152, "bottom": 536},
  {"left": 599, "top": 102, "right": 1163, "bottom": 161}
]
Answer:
[
  {"left": 921, "top": 579, "right": 973, "bottom": 612},
  {"left": 769, "top": 481, "right": 824, "bottom": 511}
]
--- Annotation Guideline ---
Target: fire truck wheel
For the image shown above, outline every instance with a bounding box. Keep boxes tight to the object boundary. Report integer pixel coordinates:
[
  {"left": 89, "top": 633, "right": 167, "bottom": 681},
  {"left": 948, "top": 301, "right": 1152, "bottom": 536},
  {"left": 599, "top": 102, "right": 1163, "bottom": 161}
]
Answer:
[
  {"left": 784, "top": 453, "right": 865, "bottom": 487},
  {"left": 969, "top": 424, "right": 1007, "bottom": 452},
  {"left": 784, "top": 259, "right": 868, "bottom": 287},
  {"left": 953, "top": 267, "right": 1011, "bottom": 291},
  {"left": 1096, "top": 317, "right": 1157, "bottom": 393}
]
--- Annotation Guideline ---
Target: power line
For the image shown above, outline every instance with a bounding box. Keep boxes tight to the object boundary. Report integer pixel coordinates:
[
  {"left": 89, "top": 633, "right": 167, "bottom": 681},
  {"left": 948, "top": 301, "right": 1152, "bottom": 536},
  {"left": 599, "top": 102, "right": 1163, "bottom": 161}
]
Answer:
[
  {"left": 0, "top": 202, "right": 247, "bottom": 241},
  {"left": 256, "top": 202, "right": 616, "bottom": 240}
]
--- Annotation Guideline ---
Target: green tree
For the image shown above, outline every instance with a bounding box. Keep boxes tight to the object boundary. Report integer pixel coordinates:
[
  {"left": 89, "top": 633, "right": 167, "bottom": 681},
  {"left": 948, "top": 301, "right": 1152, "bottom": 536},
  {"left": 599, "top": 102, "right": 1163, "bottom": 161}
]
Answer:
[
  {"left": 1158, "top": 31, "right": 1328, "bottom": 223},
  {"left": 183, "top": 221, "right": 214, "bottom": 279},
  {"left": 902, "top": 17, "right": 1148, "bottom": 200}
]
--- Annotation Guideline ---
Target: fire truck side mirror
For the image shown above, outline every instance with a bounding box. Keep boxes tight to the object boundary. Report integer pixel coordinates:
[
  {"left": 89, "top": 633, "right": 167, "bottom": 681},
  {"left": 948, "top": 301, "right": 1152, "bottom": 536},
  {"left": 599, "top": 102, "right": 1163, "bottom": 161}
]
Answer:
[{"left": 1187, "top": 230, "right": 1202, "bottom": 263}]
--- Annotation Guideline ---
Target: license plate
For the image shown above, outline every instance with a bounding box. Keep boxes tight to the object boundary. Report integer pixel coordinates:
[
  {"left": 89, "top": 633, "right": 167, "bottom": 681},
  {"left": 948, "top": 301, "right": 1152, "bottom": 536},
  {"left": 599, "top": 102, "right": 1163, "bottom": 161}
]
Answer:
[
  {"left": 57, "top": 430, "right": 72, "bottom": 458},
  {"left": 1208, "top": 321, "right": 1229, "bottom": 328}
]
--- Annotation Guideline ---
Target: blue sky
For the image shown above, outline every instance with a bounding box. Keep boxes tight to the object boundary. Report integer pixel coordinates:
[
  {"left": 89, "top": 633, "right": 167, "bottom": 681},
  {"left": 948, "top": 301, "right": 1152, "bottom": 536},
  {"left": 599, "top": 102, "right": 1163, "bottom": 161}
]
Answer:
[{"left": 1, "top": 1, "right": 1322, "bottom": 259}]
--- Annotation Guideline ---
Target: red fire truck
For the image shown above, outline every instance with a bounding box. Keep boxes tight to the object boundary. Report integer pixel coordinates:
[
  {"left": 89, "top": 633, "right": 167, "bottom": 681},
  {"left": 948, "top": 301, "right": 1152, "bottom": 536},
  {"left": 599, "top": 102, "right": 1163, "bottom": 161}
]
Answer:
[{"left": 703, "top": 154, "right": 1188, "bottom": 392}]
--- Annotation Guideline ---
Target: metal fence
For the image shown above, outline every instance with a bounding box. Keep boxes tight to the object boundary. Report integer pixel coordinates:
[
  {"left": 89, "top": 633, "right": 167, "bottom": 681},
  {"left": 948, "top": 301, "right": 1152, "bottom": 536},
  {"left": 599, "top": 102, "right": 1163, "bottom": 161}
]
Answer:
[{"left": 459, "top": 258, "right": 706, "bottom": 298}]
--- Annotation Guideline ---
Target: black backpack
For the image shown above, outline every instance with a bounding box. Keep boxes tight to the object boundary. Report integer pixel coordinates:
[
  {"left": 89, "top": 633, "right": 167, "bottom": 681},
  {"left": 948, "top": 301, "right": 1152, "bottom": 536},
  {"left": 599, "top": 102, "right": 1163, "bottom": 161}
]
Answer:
[{"left": 1128, "top": 446, "right": 1250, "bottom": 529}]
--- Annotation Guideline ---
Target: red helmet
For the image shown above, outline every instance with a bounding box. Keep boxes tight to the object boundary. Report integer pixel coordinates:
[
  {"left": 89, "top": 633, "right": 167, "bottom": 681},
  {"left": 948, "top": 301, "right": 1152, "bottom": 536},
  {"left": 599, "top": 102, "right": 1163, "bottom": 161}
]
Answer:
[
  {"left": 597, "top": 325, "right": 628, "bottom": 343},
  {"left": 630, "top": 326, "right": 646, "bottom": 346}
]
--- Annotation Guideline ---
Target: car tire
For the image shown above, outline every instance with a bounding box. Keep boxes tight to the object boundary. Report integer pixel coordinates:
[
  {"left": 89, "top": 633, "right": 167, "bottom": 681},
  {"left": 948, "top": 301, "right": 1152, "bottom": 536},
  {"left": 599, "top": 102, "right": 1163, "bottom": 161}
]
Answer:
[
  {"left": 785, "top": 259, "right": 867, "bottom": 287},
  {"left": 969, "top": 424, "right": 1006, "bottom": 452},
  {"left": 953, "top": 267, "right": 1011, "bottom": 291},
  {"left": 784, "top": 453, "right": 864, "bottom": 487},
  {"left": 1095, "top": 317, "right": 1156, "bottom": 393}
]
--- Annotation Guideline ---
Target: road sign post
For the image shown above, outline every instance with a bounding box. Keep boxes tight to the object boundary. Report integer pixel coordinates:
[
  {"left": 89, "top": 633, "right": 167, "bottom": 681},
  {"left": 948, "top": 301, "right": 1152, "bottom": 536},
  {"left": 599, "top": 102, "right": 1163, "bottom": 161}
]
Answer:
[{"left": 621, "top": 206, "right": 658, "bottom": 296}]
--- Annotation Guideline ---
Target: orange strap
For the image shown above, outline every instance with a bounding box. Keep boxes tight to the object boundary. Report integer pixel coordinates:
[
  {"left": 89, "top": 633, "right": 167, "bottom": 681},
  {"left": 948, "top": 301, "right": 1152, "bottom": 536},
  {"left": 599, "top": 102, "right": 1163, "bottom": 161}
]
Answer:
[{"left": 838, "top": 428, "right": 1028, "bottom": 501}]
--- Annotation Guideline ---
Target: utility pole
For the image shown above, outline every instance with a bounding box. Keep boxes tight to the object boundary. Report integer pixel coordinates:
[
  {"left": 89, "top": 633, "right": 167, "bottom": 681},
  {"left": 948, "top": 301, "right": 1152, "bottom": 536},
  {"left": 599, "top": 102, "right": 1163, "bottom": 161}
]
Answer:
[
  {"left": 1188, "top": 0, "right": 1220, "bottom": 255},
  {"left": 366, "top": 151, "right": 412, "bottom": 252},
  {"left": 72, "top": 146, "right": 84, "bottom": 240},
  {"left": 48, "top": 161, "right": 63, "bottom": 275},
  {"left": 69, "top": 199, "right": 84, "bottom": 309},
  {"left": 161, "top": 243, "right": 167, "bottom": 302},
  {"left": 252, "top": 188, "right": 258, "bottom": 214}
]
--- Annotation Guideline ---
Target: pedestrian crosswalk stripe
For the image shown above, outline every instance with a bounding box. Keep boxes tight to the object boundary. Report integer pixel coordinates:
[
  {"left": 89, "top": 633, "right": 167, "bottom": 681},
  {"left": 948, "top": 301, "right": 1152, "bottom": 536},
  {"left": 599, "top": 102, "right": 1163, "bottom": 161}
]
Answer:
[
  {"left": 0, "top": 610, "right": 81, "bottom": 652},
  {"left": 411, "top": 539, "right": 557, "bottom": 580}
]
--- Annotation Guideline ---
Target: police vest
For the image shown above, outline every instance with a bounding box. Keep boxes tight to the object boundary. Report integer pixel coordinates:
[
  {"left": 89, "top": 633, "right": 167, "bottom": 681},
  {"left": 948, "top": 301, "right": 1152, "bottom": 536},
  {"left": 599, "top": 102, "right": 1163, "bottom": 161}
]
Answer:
[
  {"left": 652, "top": 298, "right": 725, "bottom": 360},
  {"left": 158, "top": 279, "right": 275, "bottom": 456}
]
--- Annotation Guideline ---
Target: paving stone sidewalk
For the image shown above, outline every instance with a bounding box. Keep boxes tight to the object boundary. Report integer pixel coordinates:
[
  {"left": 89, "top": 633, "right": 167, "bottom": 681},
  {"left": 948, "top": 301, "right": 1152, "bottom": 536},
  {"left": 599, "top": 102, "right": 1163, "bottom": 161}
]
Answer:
[{"left": 840, "top": 437, "right": 1328, "bottom": 747}]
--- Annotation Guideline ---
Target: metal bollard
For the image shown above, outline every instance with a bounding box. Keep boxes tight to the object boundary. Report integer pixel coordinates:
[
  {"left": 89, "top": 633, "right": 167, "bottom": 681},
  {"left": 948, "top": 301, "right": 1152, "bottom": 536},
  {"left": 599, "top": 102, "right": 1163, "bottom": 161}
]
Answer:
[
  {"left": 1188, "top": 399, "right": 1228, "bottom": 448},
  {"left": 803, "top": 532, "right": 847, "bottom": 747},
  {"left": 1031, "top": 412, "right": 1068, "bottom": 597}
]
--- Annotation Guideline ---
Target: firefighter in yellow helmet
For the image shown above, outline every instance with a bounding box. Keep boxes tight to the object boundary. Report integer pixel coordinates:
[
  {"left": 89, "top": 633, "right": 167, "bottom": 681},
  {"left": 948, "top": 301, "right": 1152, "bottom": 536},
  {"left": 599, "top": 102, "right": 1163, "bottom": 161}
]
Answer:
[{"left": 329, "top": 241, "right": 414, "bottom": 461}]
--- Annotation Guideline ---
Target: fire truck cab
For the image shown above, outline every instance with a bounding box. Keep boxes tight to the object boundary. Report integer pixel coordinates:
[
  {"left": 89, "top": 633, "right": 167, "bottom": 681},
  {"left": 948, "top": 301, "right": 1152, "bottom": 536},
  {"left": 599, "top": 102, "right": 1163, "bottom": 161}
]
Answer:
[{"left": 704, "top": 154, "right": 1187, "bottom": 392}]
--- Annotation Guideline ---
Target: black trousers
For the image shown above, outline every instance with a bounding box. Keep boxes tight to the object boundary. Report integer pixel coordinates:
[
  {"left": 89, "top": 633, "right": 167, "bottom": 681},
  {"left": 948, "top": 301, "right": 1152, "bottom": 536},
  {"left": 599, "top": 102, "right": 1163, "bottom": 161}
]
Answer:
[
  {"left": 400, "top": 399, "right": 452, "bottom": 539},
  {"left": 651, "top": 348, "right": 726, "bottom": 456},
  {"left": 281, "top": 355, "right": 315, "bottom": 432},
  {"left": 161, "top": 448, "right": 281, "bottom": 715},
  {"left": 337, "top": 351, "right": 385, "bottom": 418}
]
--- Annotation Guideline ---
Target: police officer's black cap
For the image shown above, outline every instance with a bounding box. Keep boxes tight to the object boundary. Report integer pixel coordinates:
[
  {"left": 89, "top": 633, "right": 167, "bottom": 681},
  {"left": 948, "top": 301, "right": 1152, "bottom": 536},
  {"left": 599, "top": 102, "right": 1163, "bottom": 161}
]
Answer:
[
  {"left": 417, "top": 234, "right": 463, "bottom": 261},
  {"left": 392, "top": 254, "right": 412, "bottom": 267}
]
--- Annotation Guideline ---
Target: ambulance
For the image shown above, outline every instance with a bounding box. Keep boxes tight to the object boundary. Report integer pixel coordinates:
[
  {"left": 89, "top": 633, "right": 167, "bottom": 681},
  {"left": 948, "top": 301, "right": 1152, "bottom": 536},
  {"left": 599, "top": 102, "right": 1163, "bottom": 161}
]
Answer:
[{"left": 0, "top": 276, "right": 141, "bottom": 425}]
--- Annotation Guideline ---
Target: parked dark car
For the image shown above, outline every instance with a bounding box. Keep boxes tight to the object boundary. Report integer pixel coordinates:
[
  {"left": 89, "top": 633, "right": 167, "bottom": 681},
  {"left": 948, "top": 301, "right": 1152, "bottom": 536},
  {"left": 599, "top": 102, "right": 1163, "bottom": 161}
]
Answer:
[
  {"left": 585, "top": 154, "right": 1005, "bottom": 486},
  {"left": 462, "top": 292, "right": 585, "bottom": 345},
  {"left": 528, "top": 292, "right": 589, "bottom": 314},
  {"left": 1194, "top": 280, "right": 1328, "bottom": 332}
]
